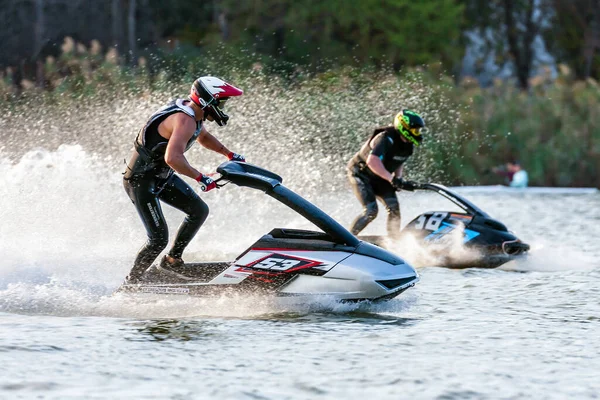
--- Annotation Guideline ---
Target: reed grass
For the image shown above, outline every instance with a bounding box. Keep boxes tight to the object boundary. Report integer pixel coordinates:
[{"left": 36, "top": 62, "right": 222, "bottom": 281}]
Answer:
[{"left": 2, "top": 38, "right": 598, "bottom": 188}]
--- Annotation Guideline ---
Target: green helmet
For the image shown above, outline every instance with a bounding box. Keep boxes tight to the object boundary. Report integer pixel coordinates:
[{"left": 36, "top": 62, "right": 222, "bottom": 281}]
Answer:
[{"left": 394, "top": 109, "right": 426, "bottom": 146}]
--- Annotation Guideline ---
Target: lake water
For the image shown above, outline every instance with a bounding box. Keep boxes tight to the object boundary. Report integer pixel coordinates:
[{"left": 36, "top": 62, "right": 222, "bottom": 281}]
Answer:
[{"left": 1, "top": 146, "right": 599, "bottom": 399}]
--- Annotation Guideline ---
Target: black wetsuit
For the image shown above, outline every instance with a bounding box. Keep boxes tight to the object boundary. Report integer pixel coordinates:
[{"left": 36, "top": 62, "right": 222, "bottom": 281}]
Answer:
[
  {"left": 123, "top": 99, "right": 209, "bottom": 281},
  {"left": 347, "top": 126, "right": 413, "bottom": 237}
]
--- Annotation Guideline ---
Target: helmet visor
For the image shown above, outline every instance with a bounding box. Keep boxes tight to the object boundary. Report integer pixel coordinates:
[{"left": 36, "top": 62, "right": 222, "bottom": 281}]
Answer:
[{"left": 401, "top": 119, "right": 425, "bottom": 137}]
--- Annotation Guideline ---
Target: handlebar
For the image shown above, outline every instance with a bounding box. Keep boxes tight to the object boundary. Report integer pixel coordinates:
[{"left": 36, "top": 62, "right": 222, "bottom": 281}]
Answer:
[
  {"left": 211, "top": 173, "right": 230, "bottom": 189},
  {"left": 408, "top": 182, "right": 489, "bottom": 216}
]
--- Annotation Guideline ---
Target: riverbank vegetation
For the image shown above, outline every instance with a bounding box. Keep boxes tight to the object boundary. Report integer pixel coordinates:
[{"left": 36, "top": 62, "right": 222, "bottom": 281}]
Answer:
[{"left": 2, "top": 42, "right": 598, "bottom": 187}]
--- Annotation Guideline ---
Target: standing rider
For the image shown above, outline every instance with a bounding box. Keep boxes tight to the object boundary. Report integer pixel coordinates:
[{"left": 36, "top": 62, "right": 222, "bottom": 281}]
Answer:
[
  {"left": 347, "top": 109, "right": 426, "bottom": 238},
  {"left": 122, "top": 76, "right": 245, "bottom": 283}
]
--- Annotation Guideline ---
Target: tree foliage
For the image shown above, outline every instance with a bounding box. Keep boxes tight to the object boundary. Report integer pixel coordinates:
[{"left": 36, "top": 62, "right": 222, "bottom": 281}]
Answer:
[
  {"left": 221, "top": 0, "right": 464, "bottom": 70},
  {"left": 461, "top": 0, "right": 555, "bottom": 89},
  {"left": 0, "top": 0, "right": 599, "bottom": 89},
  {"left": 549, "top": 0, "right": 600, "bottom": 80}
]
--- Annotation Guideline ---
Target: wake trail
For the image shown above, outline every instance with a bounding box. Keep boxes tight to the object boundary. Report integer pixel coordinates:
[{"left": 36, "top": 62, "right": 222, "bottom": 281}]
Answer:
[{"left": 1, "top": 146, "right": 597, "bottom": 319}]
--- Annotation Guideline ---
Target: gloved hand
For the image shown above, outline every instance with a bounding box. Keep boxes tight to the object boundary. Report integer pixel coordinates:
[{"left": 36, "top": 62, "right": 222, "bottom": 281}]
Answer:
[
  {"left": 195, "top": 173, "right": 217, "bottom": 192},
  {"left": 391, "top": 177, "right": 403, "bottom": 191},
  {"left": 392, "top": 177, "right": 417, "bottom": 192},
  {"left": 402, "top": 179, "right": 418, "bottom": 191},
  {"left": 228, "top": 152, "right": 246, "bottom": 162}
]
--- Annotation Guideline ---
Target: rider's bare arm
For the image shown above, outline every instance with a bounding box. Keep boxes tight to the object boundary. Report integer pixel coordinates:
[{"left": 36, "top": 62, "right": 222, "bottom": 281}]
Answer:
[
  {"left": 164, "top": 113, "right": 202, "bottom": 179},
  {"left": 394, "top": 164, "right": 404, "bottom": 179},
  {"left": 365, "top": 132, "right": 394, "bottom": 182},
  {"left": 197, "top": 126, "right": 230, "bottom": 157},
  {"left": 366, "top": 154, "right": 394, "bottom": 182}
]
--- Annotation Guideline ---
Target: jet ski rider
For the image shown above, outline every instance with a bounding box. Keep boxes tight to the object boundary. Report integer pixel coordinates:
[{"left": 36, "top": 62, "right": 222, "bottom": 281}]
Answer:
[
  {"left": 122, "top": 76, "right": 245, "bottom": 284},
  {"left": 347, "top": 109, "right": 426, "bottom": 238}
]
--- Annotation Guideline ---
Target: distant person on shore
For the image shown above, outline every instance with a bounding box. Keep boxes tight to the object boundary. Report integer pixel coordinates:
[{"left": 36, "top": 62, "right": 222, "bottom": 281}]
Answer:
[
  {"left": 492, "top": 160, "right": 529, "bottom": 188},
  {"left": 346, "top": 109, "right": 426, "bottom": 239},
  {"left": 122, "top": 76, "right": 245, "bottom": 284}
]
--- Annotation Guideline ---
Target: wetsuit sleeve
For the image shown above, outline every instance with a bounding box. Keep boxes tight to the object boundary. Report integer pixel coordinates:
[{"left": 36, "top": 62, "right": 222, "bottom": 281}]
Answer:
[{"left": 370, "top": 132, "right": 392, "bottom": 159}]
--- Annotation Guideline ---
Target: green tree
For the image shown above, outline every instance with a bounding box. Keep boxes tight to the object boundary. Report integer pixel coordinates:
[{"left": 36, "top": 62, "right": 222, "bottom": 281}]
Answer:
[
  {"left": 220, "top": 0, "right": 464, "bottom": 71},
  {"left": 549, "top": 0, "right": 600, "bottom": 80},
  {"left": 462, "top": 0, "right": 554, "bottom": 89}
]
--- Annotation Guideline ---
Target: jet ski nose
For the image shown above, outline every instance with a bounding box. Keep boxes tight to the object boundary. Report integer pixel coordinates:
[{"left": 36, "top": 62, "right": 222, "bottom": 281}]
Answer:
[
  {"left": 376, "top": 276, "right": 419, "bottom": 290},
  {"left": 502, "top": 240, "right": 530, "bottom": 255}
]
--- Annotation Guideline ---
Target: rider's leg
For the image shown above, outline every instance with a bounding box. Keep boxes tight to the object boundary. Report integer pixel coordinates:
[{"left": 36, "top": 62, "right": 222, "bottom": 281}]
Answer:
[
  {"left": 158, "top": 175, "right": 209, "bottom": 262},
  {"left": 347, "top": 170, "right": 378, "bottom": 235},
  {"left": 375, "top": 182, "right": 401, "bottom": 239},
  {"left": 123, "top": 177, "right": 169, "bottom": 282},
  {"left": 380, "top": 196, "right": 401, "bottom": 239}
]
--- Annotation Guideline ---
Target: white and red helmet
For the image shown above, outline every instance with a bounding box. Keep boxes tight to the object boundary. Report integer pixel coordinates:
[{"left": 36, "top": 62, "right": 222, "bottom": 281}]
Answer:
[{"left": 190, "top": 76, "right": 243, "bottom": 126}]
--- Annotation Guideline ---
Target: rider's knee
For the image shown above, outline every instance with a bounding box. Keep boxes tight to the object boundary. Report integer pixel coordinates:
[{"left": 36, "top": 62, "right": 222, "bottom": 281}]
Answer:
[
  {"left": 189, "top": 200, "right": 209, "bottom": 222},
  {"left": 383, "top": 198, "right": 400, "bottom": 217},
  {"left": 388, "top": 206, "right": 400, "bottom": 219},
  {"left": 364, "top": 202, "right": 378, "bottom": 221}
]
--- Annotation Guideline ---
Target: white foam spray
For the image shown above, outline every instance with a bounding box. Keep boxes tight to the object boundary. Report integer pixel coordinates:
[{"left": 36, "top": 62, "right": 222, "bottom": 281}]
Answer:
[{"left": 1, "top": 74, "right": 597, "bottom": 318}]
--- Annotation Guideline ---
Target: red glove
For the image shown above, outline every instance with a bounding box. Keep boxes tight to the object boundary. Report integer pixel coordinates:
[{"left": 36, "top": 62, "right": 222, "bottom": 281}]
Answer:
[
  {"left": 227, "top": 152, "right": 246, "bottom": 162},
  {"left": 195, "top": 173, "right": 216, "bottom": 192}
]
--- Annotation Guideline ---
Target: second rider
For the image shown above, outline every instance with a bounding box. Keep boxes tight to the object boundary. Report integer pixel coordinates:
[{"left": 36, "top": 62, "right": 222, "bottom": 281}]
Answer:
[{"left": 346, "top": 109, "right": 426, "bottom": 238}]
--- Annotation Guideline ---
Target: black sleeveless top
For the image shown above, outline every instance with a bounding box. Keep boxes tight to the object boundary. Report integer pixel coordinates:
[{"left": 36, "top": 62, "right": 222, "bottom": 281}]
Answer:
[
  {"left": 348, "top": 126, "right": 413, "bottom": 176},
  {"left": 124, "top": 99, "right": 202, "bottom": 180}
]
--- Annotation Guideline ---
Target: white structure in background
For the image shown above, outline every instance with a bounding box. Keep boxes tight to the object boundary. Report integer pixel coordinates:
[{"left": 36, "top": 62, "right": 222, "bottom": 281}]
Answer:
[{"left": 460, "top": 2, "right": 557, "bottom": 87}]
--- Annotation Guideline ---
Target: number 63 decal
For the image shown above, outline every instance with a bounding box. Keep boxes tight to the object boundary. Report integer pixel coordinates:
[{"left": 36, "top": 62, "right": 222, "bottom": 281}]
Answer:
[{"left": 254, "top": 257, "right": 301, "bottom": 271}]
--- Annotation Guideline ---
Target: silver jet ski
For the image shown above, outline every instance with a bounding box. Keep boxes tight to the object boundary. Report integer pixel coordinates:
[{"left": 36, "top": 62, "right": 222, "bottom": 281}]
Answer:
[{"left": 117, "top": 161, "right": 419, "bottom": 302}]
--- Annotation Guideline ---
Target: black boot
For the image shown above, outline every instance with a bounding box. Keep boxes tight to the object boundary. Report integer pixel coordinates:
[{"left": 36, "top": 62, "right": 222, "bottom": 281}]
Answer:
[
  {"left": 124, "top": 268, "right": 145, "bottom": 285},
  {"left": 159, "top": 255, "right": 184, "bottom": 272},
  {"left": 156, "top": 255, "right": 194, "bottom": 281}
]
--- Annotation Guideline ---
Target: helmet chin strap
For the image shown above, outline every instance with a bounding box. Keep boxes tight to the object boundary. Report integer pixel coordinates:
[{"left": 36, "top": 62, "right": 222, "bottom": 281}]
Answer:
[
  {"left": 189, "top": 92, "right": 228, "bottom": 125},
  {"left": 190, "top": 94, "right": 216, "bottom": 121}
]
